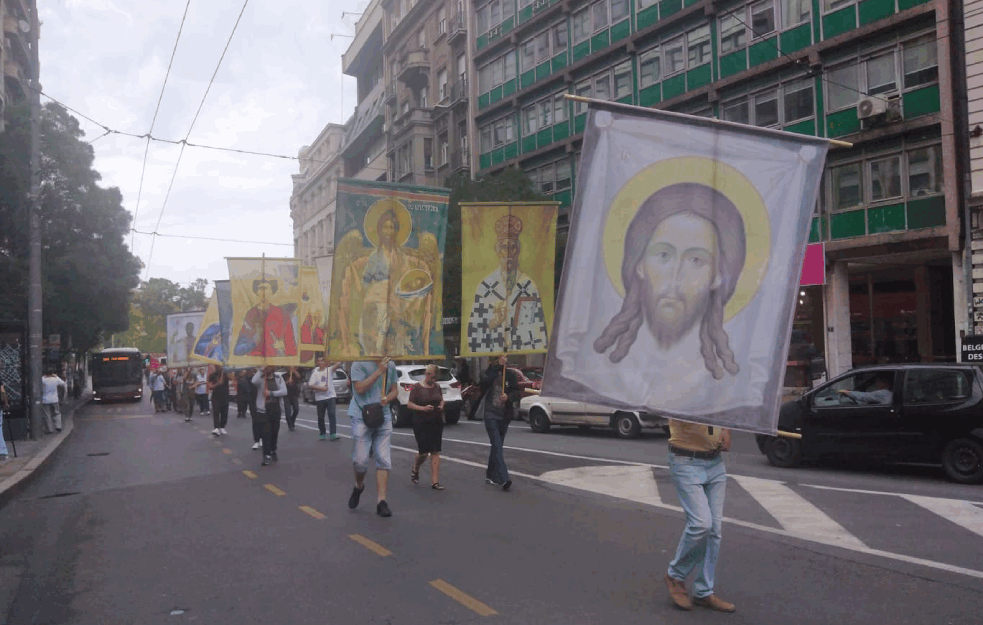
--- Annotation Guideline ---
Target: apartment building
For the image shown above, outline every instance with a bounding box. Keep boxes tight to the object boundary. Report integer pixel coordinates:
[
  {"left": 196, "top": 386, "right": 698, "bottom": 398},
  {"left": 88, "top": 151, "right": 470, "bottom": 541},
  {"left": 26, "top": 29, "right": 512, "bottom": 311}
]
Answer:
[
  {"left": 470, "top": 0, "right": 964, "bottom": 381},
  {"left": 2, "top": 0, "right": 35, "bottom": 133},
  {"left": 290, "top": 123, "right": 346, "bottom": 264},
  {"left": 966, "top": 0, "right": 983, "bottom": 336}
]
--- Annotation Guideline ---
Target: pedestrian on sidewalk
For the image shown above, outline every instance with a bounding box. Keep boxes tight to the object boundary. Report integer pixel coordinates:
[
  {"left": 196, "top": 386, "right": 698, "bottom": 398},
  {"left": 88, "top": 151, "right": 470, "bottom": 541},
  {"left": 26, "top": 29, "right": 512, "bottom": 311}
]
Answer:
[
  {"left": 41, "top": 369, "right": 67, "bottom": 434},
  {"left": 161, "top": 367, "right": 173, "bottom": 411},
  {"left": 166, "top": 368, "right": 178, "bottom": 411},
  {"left": 283, "top": 366, "right": 302, "bottom": 431},
  {"left": 208, "top": 365, "right": 231, "bottom": 436},
  {"left": 252, "top": 366, "right": 287, "bottom": 466},
  {"left": 347, "top": 357, "right": 397, "bottom": 517},
  {"left": 236, "top": 369, "right": 251, "bottom": 419},
  {"left": 308, "top": 358, "right": 340, "bottom": 441},
  {"left": 149, "top": 369, "right": 166, "bottom": 412},
  {"left": 0, "top": 380, "right": 10, "bottom": 460},
  {"left": 182, "top": 369, "right": 197, "bottom": 422},
  {"left": 194, "top": 368, "right": 210, "bottom": 416},
  {"left": 478, "top": 355, "right": 520, "bottom": 491},
  {"left": 663, "top": 419, "right": 736, "bottom": 613},
  {"left": 407, "top": 364, "right": 446, "bottom": 490}
]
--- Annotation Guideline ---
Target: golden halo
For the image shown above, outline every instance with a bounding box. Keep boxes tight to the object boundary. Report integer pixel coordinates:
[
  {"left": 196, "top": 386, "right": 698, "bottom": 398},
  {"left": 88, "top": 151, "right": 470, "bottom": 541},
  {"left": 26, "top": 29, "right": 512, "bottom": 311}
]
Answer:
[
  {"left": 364, "top": 198, "right": 412, "bottom": 248},
  {"left": 602, "top": 157, "right": 771, "bottom": 321}
]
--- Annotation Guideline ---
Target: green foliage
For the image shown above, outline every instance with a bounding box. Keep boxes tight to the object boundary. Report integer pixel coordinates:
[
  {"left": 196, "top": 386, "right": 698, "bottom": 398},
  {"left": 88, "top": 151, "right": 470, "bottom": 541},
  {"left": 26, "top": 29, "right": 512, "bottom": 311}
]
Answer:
[
  {"left": 0, "top": 102, "right": 142, "bottom": 352},
  {"left": 134, "top": 276, "right": 209, "bottom": 317}
]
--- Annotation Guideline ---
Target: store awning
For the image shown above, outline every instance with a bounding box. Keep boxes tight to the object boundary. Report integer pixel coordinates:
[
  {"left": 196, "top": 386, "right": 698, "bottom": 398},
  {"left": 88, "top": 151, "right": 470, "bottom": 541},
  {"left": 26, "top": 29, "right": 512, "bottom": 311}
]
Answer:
[{"left": 799, "top": 243, "right": 825, "bottom": 286}]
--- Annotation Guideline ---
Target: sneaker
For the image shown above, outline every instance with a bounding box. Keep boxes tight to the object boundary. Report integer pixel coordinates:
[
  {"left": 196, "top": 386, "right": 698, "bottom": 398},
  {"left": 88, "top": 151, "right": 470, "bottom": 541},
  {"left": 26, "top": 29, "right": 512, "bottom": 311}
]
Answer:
[
  {"left": 211, "top": 428, "right": 221, "bottom": 436},
  {"left": 348, "top": 485, "right": 365, "bottom": 509},
  {"left": 502, "top": 480, "right": 512, "bottom": 491},
  {"left": 376, "top": 500, "right": 392, "bottom": 517},
  {"left": 261, "top": 455, "right": 271, "bottom": 467},
  {"left": 220, "top": 428, "right": 228, "bottom": 435},
  {"left": 185, "top": 417, "right": 192, "bottom": 422},
  {"left": 251, "top": 441, "right": 261, "bottom": 450},
  {"left": 329, "top": 434, "right": 340, "bottom": 441},
  {"left": 319, "top": 434, "right": 327, "bottom": 441}
]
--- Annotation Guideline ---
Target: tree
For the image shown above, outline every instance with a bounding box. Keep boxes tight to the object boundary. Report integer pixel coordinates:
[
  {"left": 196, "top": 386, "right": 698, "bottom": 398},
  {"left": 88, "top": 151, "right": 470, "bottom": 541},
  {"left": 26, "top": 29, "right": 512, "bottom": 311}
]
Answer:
[
  {"left": 177, "top": 278, "right": 209, "bottom": 312},
  {"left": 133, "top": 277, "right": 181, "bottom": 317},
  {"left": 0, "top": 102, "right": 142, "bottom": 352},
  {"left": 441, "top": 167, "right": 546, "bottom": 326}
]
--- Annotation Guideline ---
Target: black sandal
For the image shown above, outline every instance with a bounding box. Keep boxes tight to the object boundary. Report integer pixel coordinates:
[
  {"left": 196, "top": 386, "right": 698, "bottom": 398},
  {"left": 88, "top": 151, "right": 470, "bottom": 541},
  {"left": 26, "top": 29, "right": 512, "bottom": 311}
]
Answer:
[
  {"left": 431, "top": 482, "right": 445, "bottom": 490},
  {"left": 411, "top": 469, "right": 419, "bottom": 484}
]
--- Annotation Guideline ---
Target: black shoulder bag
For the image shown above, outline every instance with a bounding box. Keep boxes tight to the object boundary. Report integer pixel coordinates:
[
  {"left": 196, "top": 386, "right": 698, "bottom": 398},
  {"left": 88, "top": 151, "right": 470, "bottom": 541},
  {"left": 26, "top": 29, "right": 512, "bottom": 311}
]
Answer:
[{"left": 354, "top": 395, "right": 385, "bottom": 429}]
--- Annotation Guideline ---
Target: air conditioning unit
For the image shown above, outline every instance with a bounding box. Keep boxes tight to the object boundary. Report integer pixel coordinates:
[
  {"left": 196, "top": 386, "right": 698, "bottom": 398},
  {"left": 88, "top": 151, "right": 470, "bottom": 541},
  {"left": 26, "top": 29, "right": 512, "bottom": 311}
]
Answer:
[{"left": 857, "top": 97, "right": 888, "bottom": 120}]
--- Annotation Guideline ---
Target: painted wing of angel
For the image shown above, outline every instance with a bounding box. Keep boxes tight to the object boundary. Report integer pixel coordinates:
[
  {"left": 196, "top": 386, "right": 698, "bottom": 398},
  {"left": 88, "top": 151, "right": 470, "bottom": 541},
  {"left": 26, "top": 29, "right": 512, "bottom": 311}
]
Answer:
[{"left": 333, "top": 229, "right": 374, "bottom": 357}]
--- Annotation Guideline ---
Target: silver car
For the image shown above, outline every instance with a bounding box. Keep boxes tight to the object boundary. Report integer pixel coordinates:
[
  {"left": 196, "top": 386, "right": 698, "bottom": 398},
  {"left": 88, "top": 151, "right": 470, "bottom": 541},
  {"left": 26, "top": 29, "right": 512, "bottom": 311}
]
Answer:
[{"left": 518, "top": 394, "right": 668, "bottom": 439}]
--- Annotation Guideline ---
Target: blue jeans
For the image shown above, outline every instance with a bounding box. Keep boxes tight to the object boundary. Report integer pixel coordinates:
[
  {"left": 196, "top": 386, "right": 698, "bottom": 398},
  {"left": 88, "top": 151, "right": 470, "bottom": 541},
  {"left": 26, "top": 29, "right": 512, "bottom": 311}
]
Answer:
[
  {"left": 667, "top": 453, "right": 727, "bottom": 599},
  {"left": 484, "top": 418, "right": 510, "bottom": 484},
  {"left": 351, "top": 417, "right": 392, "bottom": 473},
  {"left": 0, "top": 409, "right": 8, "bottom": 457},
  {"left": 317, "top": 398, "right": 337, "bottom": 435}
]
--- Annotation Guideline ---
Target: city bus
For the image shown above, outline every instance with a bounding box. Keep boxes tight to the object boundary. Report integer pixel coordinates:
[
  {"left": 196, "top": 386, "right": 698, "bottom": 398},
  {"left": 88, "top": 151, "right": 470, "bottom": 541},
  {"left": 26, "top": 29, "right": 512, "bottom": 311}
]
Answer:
[{"left": 90, "top": 347, "right": 144, "bottom": 402}]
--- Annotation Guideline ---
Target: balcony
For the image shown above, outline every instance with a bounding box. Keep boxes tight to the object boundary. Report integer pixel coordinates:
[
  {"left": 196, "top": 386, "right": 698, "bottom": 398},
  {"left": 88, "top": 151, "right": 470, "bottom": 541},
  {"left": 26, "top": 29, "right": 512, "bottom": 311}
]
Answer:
[
  {"left": 390, "top": 108, "right": 432, "bottom": 137},
  {"left": 396, "top": 48, "right": 430, "bottom": 87},
  {"left": 450, "top": 149, "right": 470, "bottom": 173},
  {"left": 448, "top": 14, "right": 467, "bottom": 44},
  {"left": 451, "top": 80, "right": 468, "bottom": 106}
]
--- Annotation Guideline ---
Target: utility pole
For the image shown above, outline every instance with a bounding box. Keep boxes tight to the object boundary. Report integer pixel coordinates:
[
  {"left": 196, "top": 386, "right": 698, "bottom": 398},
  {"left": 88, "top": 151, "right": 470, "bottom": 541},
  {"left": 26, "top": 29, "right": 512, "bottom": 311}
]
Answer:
[{"left": 27, "top": 0, "right": 42, "bottom": 440}]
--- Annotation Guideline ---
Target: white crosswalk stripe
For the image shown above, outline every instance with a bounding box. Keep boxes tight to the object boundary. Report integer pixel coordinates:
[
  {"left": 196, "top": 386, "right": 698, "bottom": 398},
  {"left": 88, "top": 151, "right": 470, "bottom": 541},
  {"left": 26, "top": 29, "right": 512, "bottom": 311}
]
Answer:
[
  {"left": 537, "top": 465, "right": 664, "bottom": 506},
  {"left": 901, "top": 495, "right": 983, "bottom": 540},
  {"left": 729, "top": 474, "right": 867, "bottom": 550}
]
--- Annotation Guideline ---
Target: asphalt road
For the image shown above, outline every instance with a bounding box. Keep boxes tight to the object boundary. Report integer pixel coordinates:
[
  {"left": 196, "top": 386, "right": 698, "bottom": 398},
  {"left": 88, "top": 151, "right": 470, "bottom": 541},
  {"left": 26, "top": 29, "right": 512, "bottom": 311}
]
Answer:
[{"left": 0, "top": 395, "right": 980, "bottom": 624}]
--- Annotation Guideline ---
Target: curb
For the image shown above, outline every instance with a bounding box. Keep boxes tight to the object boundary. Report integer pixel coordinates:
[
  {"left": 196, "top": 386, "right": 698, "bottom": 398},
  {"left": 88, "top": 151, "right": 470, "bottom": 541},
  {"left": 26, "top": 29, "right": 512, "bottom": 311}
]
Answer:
[{"left": 0, "top": 396, "right": 89, "bottom": 509}]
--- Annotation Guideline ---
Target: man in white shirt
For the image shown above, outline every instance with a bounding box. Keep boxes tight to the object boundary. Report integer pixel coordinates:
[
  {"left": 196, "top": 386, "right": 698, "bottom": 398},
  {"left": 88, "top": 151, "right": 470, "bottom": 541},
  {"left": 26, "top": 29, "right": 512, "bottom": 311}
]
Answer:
[
  {"left": 194, "top": 368, "right": 210, "bottom": 416},
  {"left": 150, "top": 369, "right": 167, "bottom": 412},
  {"left": 41, "top": 370, "right": 67, "bottom": 434},
  {"left": 309, "top": 358, "right": 342, "bottom": 441}
]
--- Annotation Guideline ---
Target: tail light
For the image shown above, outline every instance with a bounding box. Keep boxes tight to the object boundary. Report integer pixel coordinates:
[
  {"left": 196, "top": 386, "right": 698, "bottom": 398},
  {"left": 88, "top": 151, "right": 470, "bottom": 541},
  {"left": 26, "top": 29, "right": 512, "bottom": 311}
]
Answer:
[{"left": 400, "top": 382, "right": 414, "bottom": 391}]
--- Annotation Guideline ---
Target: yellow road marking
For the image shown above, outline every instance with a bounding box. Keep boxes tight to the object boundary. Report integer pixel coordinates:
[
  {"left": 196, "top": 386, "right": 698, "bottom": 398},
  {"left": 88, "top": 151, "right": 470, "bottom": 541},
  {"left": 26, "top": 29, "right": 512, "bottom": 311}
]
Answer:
[
  {"left": 349, "top": 534, "right": 392, "bottom": 557},
  {"left": 231, "top": 458, "right": 242, "bottom": 465},
  {"left": 429, "top": 580, "right": 497, "bottom": 617},
  {"left": 222, "top": 448, "right": 233, "bottom": 454},
  {"left": 264, "top": 484, "right": 286, "bottom": 496},
  {"left": 242, "top": 470, "right": 257, "bottom": 479},
  {"left": 299, "top": 506, "right": 325, "bottom": 519}
]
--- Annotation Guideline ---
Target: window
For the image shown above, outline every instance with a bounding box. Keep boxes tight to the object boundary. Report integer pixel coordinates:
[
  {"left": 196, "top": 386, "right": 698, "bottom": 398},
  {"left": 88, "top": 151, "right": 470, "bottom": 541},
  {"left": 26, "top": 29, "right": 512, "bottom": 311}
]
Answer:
[
  {"left": 594, "top": 72, "right": 611, "bottom": 101},
  {"left": 611, "top": 0, "right": 629, "bottom": 22},
  {"left": 478, "top": 52, "right": 516, "bottom": 92},
  {"left": 556, "top": 159, "right": 572, "bottom": 190},
  {"left": 830, "top": 162, "right": 862, "bottom": 210},
  {"left": 438, "top": 69, "right": 448, "bottom": 100},
  {"left": 720, "top": 14, "right": 746, "bottom": 54},
  {"left": 783, "top": 79, "right": 814, "bottom": 123},
  {"left": 418, "top": 28, "right": 426, "bottom": 49},
  {"left": 521, "top": 39, "right": 536, "bottom": 72},
  {"left": 593, "top": 2, "right": 609, "bottom": 32},
  {"left": 424, "top": 138, "right": 434, "bottom": 170},
  {"left": 614, "top": 61, "right": 632, "bottom": 100},
  {"left": 554, "top": 93, "right": 568, "bottom": 123},
  {"left": 527, "top": 158, "right": 572, "bottom": 195},
  {"left": 457, "top": 54, "right": 467, "bottom": 85},
  {"left": 868, "top": 155, "right": 901, "bottom": 201},
  {"left": 574, "top": 80, "right": 591, "bottom": 114},
  {"left": 638, "top": 0, "right": 658, "bottom": 9},
  {"left": 437, "top": 7, "right": 446, "bottom": 34},
  {"left": 813, "top": 371, "right": 895, "bottom": 407},
  {"left": 903, "top": 36, "right": 938, "bottom": 88},
  {"left": 419, "top": 85, "right": 429, "bottom": 108},
  {"left": 903, "top": 370, "right": 971, "bottom": 405},
  {"left": 826, "top": 63, "right": 859, "bottom": 111},
  {"left": 754, "top": 90, "right": 779, "bottom": 127},
  {"left": 552, "top": 21, "right": 568, "bottom": 53},
  {"left": 723, "top": 100, "right": 750, "bottom": 124},
  {"left": 687, "top": 25, "right": 711, "bottom": 67},
  {"left": 523, "top": 103, "right": 539, "bottom": 134},
  {"left": 480, "top": 114, "right": 516, "bottom": 152},
  {"left": 401, "top": 100, "right": 410, "bottom": 116},
  {"left": 865, "top": 53, "right": 896, "bottom": 96},
  {"left": 750, "top": 0, "right": 775, "bottom": 39},
  {"left": 477, "top": 0, "right": 514, "bottom": 37},
  {"left": 573, "top": 8, "right": 590, "bottom": 43},
  {"left": 665, "top": 36, "right": 685, "bottom": 75},
  {"left": 782, "top": 0, "right": 811, "bottom": 28},
  {"left": 908, "top": 145, "right": 942, "bottom": 196},
  {"left": 639, "top": 47, "right": 661, "bottom": 87},
  {"left": 823, "top": 0, "right": 853, "bottom": 12}
]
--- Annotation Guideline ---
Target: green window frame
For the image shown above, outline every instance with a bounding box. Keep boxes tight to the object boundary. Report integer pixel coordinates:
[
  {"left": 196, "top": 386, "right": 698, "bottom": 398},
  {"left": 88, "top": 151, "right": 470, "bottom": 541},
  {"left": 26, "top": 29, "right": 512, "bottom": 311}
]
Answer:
[
  {"left": 477, "top": 0, "right": 517, "bottom": 42},
  {"left": 721, "top": 76, "right": 816, "bottom": 130}
]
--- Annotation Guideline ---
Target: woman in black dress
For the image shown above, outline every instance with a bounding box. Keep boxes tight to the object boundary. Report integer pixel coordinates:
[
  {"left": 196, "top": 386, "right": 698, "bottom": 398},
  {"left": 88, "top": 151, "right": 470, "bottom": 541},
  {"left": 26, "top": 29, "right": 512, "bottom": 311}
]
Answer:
[{"left": 407, "top": 364, "right": 446, "bottom": 490}]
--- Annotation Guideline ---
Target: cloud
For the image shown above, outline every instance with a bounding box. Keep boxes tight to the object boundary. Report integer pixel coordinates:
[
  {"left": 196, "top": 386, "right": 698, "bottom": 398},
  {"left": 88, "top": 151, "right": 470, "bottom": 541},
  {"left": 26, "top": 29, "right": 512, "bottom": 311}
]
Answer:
[{"left": 40, "top": 0, "right": 364, "bottom": 286}]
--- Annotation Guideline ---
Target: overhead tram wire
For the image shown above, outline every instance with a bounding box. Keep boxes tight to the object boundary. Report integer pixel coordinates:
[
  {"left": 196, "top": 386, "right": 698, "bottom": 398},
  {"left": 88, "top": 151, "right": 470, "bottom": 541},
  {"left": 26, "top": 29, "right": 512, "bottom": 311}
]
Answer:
[
  {"left": 130, "top": 227, "right": 292, "bottom": 247},
  {"left": 144, "top": 0, "right": 251, "bottom": 280},
  {"left": 130, "top": 0, "right": 194, "bottom": 252}
]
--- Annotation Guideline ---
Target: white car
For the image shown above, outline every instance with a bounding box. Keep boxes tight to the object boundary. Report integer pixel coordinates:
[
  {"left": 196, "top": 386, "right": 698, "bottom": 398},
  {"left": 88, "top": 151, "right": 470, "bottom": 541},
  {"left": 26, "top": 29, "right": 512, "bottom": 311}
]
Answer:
[
  {"left": 518, "top": 394, "right": 669, "bottom": 439},
  {"left": 392, "top": 365, "right": 464, "bottom": 427}
]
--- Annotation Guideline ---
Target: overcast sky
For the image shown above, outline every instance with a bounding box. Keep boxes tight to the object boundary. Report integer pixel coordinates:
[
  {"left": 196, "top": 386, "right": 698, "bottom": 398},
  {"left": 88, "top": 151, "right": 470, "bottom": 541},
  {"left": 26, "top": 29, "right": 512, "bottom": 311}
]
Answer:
[{"left": 39, "top": 0, "right": 369, "bottom": 292}]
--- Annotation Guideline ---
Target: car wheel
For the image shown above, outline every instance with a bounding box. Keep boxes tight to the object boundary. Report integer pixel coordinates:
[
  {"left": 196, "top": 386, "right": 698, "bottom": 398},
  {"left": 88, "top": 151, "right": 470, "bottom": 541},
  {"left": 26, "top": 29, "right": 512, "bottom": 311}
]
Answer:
[
  {"left": 462, "top": 398, "right": 476, "bottom": 420},
  {"left": 613, "top": 412, "right": 641, "bottom": 439},
  {"left": 528, "top": 408, "right": 550, "bottom": 433},
  {"left": 765, "top": 437, "right": 803, "bottom": 468},
  {"left": 941, "top": 438, "right": 983, "bottom": 484},
  {"left": 445, "top": 409, "right": 460, "bottom": 425}
]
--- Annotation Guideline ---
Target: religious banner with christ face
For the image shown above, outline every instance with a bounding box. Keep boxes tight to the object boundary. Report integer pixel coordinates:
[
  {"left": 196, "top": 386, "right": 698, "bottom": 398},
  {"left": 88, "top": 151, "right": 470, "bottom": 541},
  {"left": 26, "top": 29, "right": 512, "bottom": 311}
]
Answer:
[
  {"left": 328, "top": 179, "right": 449, "bottom": 360},
  {"left": 541, "top": 101, "right": 829, "bottom": 435},
  {"left": 167, "top": 311, "right": 205, "bottom": 368},
  {"left": 460, "top": 202, "right": 559, "bottom": 357},
  {"left": 226, "top": 258, "right": 302, "bottom": 367}
]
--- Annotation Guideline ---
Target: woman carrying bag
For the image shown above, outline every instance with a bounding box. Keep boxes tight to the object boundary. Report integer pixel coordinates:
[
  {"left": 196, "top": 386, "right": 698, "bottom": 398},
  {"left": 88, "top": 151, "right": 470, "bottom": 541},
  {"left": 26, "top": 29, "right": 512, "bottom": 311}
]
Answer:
[{"left": 407, "top": 364, "right": 446, "bottom": 490}]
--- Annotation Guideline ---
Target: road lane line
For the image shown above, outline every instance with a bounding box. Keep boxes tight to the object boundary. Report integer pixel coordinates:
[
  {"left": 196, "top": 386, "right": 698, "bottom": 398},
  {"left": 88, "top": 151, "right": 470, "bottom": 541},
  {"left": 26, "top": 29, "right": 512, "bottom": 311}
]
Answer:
[
  {"left": 802, "top": 483, "right": 983, "bottom": 506},
  {"left": 349, "top": 534, "right": 392, "bottom": 556},
  {"left": 242, "top": 470, "right": 257, "bottom": 479},
  {"left": 429, "top": 580, "right": 497, "bottom": 617},
  {"left": 901, "top": 495, "right": 983, "bottom": 539},
  {"left": 299, "top": 506, "right": 326, "bottom": 519},
  {"left": 264, "top": 484, "right": 286, "bottom": 496},
  {"left": 231, "top": 458, "right": 242, "bottom": 465},
  {"left": 222, "top": 448, "right": 233, "bottom": 454},
  {"left": 729, "top": 475, "right": 867, "bottom": 550}
]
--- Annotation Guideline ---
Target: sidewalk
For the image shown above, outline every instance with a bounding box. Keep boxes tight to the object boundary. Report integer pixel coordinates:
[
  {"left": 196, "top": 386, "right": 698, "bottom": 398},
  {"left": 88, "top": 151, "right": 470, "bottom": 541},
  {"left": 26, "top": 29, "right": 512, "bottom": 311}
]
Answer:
[{"left": 0, "top": 392, "right": 89, "bottom": 508}]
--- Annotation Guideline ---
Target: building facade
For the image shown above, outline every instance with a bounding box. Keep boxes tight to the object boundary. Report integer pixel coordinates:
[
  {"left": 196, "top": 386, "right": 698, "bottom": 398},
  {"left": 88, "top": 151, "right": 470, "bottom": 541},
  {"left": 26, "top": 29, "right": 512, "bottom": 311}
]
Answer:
[
  {"left": 470, "top": 0, "right": 965, "bottom": 383},
  {"left": 966, "top": 0, "right": 983, "bottom": 338},
  {"left": 2, "top": 0, "right": 35, "bottom": 133},
  {"left": 290, "top": 123, "right": 346, "bottom": 264}
]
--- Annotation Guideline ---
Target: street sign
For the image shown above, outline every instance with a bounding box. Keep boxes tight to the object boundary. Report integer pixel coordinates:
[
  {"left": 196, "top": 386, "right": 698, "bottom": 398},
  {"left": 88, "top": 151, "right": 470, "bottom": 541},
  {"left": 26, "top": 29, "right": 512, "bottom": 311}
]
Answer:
[
  {"left": 48, "top": 334, "right": 61, "bottom": 348},
  {"left": 961, "top": 335, "right": 983, "bottom": 362}
]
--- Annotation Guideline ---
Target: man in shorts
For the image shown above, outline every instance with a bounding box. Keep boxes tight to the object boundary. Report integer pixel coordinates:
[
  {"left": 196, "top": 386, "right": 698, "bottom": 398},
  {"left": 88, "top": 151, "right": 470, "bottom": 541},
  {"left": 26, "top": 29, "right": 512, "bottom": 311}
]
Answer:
[{"left": 347, "top": 357, "right": 397, "bottom": 517}]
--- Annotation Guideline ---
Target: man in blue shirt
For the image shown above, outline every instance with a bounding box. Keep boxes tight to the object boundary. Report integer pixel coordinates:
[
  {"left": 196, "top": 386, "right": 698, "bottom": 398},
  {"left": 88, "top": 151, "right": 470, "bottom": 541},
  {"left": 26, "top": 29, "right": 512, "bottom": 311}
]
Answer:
[
  {"left": 348, "top": 357, "right": 398, "bottom": 517},
  {"left": 838, "top": 373, "right": 893, "bottom": 405}
]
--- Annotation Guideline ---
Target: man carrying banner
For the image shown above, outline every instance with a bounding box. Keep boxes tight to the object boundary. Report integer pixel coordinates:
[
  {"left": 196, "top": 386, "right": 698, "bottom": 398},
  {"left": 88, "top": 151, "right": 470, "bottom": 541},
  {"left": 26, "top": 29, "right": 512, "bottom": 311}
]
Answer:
[
  {"left": 664, "top": 419, "right": 735, "bottom": 612},
  {"left": 477, "top": 355, "right": 521, "bottom": 491},
  {"left": 252, "top": 366, "right": 287, "bottom": 466},
  {"left": 347, "top": 357, "right": 397, "bottom": 517}
]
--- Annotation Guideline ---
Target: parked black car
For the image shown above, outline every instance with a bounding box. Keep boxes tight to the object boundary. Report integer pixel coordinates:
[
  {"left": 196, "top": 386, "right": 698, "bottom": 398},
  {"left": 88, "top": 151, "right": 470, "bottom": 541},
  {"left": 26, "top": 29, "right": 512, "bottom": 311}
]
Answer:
[{"left": 756, "top": 364, "right": 983, "bottom": 484}]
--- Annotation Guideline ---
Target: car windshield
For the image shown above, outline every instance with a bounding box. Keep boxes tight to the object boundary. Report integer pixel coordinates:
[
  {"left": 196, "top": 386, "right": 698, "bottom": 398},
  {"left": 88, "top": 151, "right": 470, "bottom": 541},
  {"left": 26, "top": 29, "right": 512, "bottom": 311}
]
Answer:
[
  {"left": 522, "top": 369, "right": 543, "bottom": 381},
  {"left": 333, "top": 370, "right": 347, "bottom": 380},
  {"left": 407, "top": 367, "right": 453, "bottom": 382}
]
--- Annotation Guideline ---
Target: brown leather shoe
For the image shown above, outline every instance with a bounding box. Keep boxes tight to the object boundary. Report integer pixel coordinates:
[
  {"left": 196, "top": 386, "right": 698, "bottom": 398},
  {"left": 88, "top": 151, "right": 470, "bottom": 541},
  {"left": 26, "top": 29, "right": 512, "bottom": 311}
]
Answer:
[
  {"left": 664, "top": 575, "right": 692, "bottom": 610},
  {"left": 693, "top": 595, "right": 736, "bottom": 612}
]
